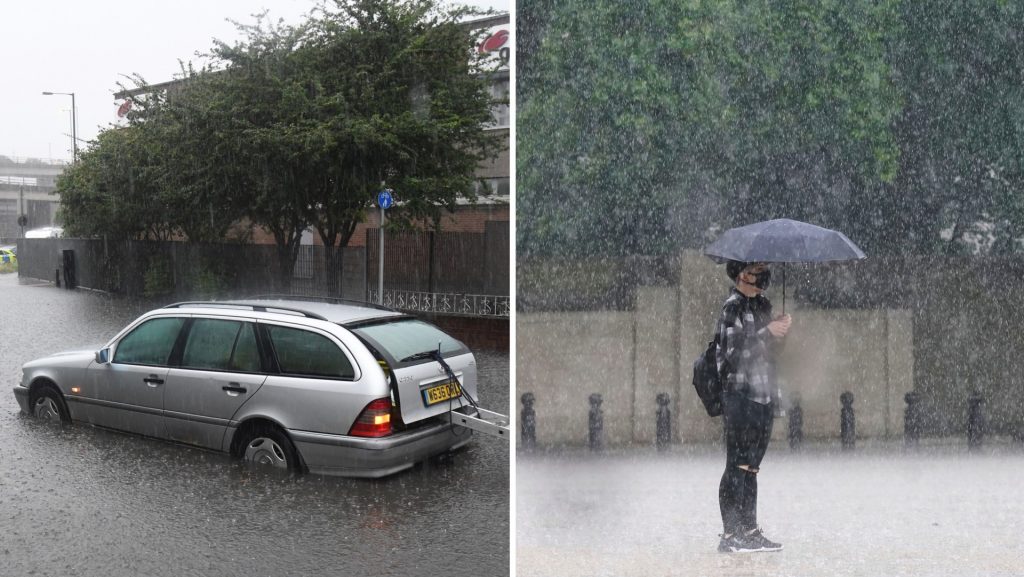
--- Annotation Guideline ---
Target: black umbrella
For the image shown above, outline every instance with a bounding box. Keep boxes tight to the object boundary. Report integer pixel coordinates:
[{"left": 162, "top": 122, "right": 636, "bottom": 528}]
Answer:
[{"left": 704, "top": 218, "right": 866, "bottom": 312}]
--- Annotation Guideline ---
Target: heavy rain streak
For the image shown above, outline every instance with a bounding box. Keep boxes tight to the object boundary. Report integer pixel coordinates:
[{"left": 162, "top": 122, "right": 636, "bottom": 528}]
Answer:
[
  {"left": 0, "top": 275, "right": 509, "bottom": 576},
  {"left": 517, "top": 1, "right": 1024, "bottom": 575}
]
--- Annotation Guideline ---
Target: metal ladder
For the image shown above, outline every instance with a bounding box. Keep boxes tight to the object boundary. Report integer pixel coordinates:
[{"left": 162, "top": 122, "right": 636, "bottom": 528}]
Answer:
[{"left": 441, "top": 407, "right": 510, "bottom": 439}]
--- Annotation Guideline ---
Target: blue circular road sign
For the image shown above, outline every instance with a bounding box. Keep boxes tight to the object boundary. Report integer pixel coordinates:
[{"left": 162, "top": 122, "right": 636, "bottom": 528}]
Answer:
[{"left": 377, "top": 189, "right": 394, "bottom": 210}]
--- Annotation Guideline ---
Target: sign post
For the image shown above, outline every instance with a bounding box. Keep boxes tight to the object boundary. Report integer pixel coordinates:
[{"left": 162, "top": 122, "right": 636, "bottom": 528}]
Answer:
[
  {"left": 18, "top": 186, "right": 25, "bottom": 237},
  {"left": 376, "top": 188, "right": 394, "bottom": 305}
]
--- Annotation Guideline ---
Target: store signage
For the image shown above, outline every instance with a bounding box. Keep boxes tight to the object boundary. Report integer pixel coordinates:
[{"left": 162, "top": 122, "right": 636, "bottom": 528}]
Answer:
[{"left": 477, "top": 26, "right": 511, "bottom": 70}]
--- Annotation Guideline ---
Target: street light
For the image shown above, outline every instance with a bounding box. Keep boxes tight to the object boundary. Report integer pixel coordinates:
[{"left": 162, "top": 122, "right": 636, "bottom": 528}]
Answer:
[{"left": 42, "top": 91, "right": 77, "bottom": 161}]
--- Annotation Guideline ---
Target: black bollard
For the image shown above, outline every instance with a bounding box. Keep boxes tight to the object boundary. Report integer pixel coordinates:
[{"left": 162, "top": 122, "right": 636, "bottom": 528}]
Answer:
[
  {"left": 588, "top": 393, "right": 604, "bottom": 452},
  {"left": 967, "top": 392, "right": 985, "bottom": 452},
  {"left": 521, "top": 392, "right": 536, "bottom": 451},
  {"left": 788, "top": 402, "right": 804, "bottom": 450},
  {"left": 904, "top": 390, "right": 921, "bottom": 447},
  {"left": 840, "top": 391, "right": 855, "bottom": 451},
  {"left": 55, "top": 267, "right": 61, "bottom": 288},
  {"left": 655, "top": 393, "right": 671, "bottom": 451}
]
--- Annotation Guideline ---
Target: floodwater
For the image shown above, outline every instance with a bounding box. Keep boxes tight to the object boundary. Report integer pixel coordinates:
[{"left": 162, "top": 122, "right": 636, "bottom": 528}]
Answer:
[
  {"left": 518, "top": 443, "right": 1024, "bottom": 577},
  {"left": 0, "top": 274, "right": 509, "bottom": 577}
]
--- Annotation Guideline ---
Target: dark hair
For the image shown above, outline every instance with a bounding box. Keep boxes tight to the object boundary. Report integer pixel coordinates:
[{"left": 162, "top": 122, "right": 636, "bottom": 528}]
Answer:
[{"left": 726, "top": 260, "right": 748, "bottom": 281}]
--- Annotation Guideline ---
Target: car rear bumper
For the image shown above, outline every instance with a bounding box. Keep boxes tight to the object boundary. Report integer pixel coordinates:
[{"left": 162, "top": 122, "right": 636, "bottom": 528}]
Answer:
[
  {"left": 289, "top": 417, "right": 473, "bottom": 478},
  {"left": 13, "top": 385, "right": 30, "bottom": 413}
]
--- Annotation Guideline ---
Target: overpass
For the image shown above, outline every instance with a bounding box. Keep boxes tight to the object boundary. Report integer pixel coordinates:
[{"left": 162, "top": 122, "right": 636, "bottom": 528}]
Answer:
[{"left": 0, "top": 156, "right": 63, "bottom": 239}]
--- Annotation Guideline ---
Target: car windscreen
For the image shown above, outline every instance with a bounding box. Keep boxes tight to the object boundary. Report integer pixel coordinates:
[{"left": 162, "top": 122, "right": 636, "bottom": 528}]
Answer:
[{"left": 348, "top": 318, "right": 467, "bottom": 366}]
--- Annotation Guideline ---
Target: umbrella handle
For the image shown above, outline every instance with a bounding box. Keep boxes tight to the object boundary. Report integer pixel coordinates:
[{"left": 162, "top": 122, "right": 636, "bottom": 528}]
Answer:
[{"left": 782, "top": 264, "right": 786, "bottom": 316}]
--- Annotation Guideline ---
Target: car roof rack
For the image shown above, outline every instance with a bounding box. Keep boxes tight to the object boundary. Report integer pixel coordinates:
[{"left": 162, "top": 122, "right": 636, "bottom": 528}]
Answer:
[
  {"left": 242, "top": 294, "right": 399, "bottom": 313},
  {"left": 163, "top": 301, "right": 329, "bottom": 321}
]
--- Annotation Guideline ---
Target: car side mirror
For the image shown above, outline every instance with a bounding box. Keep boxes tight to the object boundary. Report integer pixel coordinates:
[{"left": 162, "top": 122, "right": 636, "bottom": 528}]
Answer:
[{"left": 95, "top": 348, "right": 110, "bottom": 365}]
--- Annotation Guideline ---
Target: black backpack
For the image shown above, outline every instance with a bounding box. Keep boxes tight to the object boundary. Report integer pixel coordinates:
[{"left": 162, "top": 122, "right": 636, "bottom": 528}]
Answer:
[{"left": 692, "top": 336, "right": 723, "bottom": 417}]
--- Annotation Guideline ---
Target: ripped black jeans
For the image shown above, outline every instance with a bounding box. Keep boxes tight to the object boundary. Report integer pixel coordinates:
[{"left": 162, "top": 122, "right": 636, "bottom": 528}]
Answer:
[{"left": 719, "top": 392, "right": 774, "bottom": 535}]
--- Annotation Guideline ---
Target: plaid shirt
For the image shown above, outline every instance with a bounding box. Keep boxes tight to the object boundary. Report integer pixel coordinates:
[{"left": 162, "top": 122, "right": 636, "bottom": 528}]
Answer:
[{"left": 715, "top": 288, "right": 779, "bottom": 405}]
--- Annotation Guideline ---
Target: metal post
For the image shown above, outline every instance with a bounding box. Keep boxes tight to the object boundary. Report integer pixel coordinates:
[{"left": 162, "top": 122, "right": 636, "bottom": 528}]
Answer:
[
  {"left": 840, "top": 391, "right": 855, "bottom": 451},
  {"left": 521, "top": 392, "right": 536, "bottom": 451},
  {"left": 788, "top": 401, "right": 804, "bottom": 450},
  {"left": 967, "top": 392, "right": 985, "bottom": 452},
  {"left": 588, "top": 393, "right": 604, "bottom": 452},
  {"left": 18, "top": 186, "right": 24, "bottom": 238},
  {"left": 904, "top": 390, "right": 920, "bottom": 448},
  {"left": 655, "top": 393, "right": 671, "bottom": 451},
  {"left": 378, "top": 205, "right": 384, "bottom": 305},
  {"left": 428, "top": 230, "right": 436, "bottom": 295},
  {"left": 70, "top": 92, "right": 78, "bottom": 161},
  {"left": 42, "top": 91, "right": 77, "bottom": 161}
]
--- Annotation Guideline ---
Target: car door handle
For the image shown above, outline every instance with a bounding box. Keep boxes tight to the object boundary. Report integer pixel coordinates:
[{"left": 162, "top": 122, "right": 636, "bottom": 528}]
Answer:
[
  {"left": 144, "top": 375, "right": 164, "bottom": 387},
  {"left": 222, "top": 384, "right": 247, "bottom": 395}
]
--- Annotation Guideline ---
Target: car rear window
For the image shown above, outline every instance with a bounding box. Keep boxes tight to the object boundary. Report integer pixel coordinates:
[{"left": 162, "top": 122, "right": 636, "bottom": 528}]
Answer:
[
  {"left": 349, "top": 319, "right": 465, "bottom": 363},
  {"left": 266, "top": 325, "right": 354, "bottom": 379}
]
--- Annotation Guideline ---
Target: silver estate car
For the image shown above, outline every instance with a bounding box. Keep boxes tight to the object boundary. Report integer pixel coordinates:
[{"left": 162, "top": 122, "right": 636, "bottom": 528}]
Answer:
[{"left": 13, "top": 299, "right": 478, "bottom": 478}]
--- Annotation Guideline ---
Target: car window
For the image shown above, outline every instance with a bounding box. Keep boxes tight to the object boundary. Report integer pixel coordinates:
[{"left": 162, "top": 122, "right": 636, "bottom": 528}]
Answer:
[
  {"left": 230, "top": 322, "right": 261, "bottom": 372},
  {"left": 113, "top": 317, "right": 185, "bottom": 366},
  {"left": 181, "top": 319, "right": 261, "bottom": 372},
  {"left": 266, "top": 325, "right": 354, "bottom": 379},
  {"left": 350, "top": 319, "right": 464, "bottom": 363}
]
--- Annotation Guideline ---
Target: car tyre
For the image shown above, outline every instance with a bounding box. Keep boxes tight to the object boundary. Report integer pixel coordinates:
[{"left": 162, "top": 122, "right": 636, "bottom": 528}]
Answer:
[
  {"left": 240, "top": 424, "right": 302, "bottom": 472},
  {"left": 31, "top": 384, "right": 70, "bottom": 425}
]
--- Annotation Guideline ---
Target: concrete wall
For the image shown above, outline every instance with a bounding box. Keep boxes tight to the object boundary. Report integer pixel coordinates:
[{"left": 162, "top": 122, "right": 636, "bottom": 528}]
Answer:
[
  {"left": 517, "top": 311, "right": 635, "bottom": 446},
  {"left": 517, "top": 250, "right": 915, "bottom": 446}
]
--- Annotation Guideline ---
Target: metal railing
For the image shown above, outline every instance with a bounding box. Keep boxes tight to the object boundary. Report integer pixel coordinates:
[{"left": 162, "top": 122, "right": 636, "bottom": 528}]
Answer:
[{"left": 368, "top": 288, "right": 510, "bottom": 318}]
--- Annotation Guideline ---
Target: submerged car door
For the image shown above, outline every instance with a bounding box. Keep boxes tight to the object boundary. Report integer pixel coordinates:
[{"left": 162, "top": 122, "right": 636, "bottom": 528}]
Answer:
[
  {"left": 347, "top": 318, "right": 478, "bottom": 425},
  {"left": 86, "top": 315, "right": 185, "bottom": 438},
  {"left": 254, "top": 321, "right": 367, "bottom": 436},
  {"left": 164, "top": 318, "right": 267, "bottom": 449}
]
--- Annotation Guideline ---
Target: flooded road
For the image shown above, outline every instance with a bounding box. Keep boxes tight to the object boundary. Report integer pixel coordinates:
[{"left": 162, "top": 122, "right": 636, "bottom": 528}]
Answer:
[
  {"left": 518, "top": 443, "right": 1024, "bottom": 577},
  {"left": 0, "top": 274, "right": 509, "bottom": 577}
]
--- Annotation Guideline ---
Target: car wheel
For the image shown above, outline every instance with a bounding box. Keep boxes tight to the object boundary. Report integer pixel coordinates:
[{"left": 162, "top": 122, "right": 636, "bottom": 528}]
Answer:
[
  {"left": 32, "top": 385, "right": 70, "bottom": 424},
  {"left": 241, "top": 425, "right": 301, "bottom": 472}
]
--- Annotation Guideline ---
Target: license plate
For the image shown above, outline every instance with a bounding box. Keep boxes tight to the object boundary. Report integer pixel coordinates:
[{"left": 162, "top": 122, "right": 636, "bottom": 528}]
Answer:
[{"left": 422, "top": 381, "right": 462, "bottom": 406}]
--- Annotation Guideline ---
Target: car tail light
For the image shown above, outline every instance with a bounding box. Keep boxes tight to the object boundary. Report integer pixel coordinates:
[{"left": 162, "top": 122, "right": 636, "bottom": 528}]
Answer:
[{"left": 349, "top": 398, "right": 393, "bottom": 437}]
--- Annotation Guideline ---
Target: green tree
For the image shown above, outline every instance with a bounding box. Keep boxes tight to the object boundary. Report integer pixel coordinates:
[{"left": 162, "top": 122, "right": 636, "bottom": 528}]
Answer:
[
  {"left": 59, "top": 0, "right": 498, "bottom": 293},
  {"left": 57, "top": 124, "right": 173, "bottom": 241},
  {"left": 520, "top": 0, "right": 1024, "bottom": 260},
  {"left": 884, "top": 0, "right": 1024, "bottom": 256},
  {"left": 518, "top": 0, "right": 901, "bottom": 258}
]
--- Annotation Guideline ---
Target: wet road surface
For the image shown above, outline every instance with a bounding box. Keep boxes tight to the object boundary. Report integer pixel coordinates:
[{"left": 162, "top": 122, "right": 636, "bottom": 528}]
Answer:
[
  {"left": 0, "top": 274, "right": 509, "bottom": 577},
  {"left": 519, "top": 443, "right": 1024, "bottom": 577}
]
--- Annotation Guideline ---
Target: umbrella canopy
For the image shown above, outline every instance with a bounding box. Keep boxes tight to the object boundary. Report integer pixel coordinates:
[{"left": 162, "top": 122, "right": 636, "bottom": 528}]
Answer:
[{"left": 704, "top": 218, "right": 866, "bottom": 264}]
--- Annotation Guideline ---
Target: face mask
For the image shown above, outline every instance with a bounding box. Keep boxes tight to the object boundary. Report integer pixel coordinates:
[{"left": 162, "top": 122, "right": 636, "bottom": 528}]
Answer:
[{"left": 750, "top": 270, "right": 771, "bottom": 290}]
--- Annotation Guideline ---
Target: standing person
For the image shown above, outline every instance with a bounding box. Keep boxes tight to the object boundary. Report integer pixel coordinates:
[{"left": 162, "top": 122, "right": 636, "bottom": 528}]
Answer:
[{"left": 715, "top": 260, "right": 791, "bottom": 553}]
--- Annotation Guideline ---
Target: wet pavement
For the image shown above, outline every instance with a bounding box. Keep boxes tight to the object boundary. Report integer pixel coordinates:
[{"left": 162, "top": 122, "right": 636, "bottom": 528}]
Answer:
[
  {"left": 0, "top": 274, "right": 509, "bottom": 577},
  {"left": 518, "top": 442, "right": 1024, "bottom": 577}
]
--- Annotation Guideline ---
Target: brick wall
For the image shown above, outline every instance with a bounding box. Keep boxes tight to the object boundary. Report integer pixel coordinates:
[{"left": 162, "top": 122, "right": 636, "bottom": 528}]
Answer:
[
  {"left": 349, "top": 204, "right": 510, "bottom": 247},
  {"left": 419, "top": 312, "right": 509, "bottom": 351},
  {"left": 244, "top": 204, "right": 510, "bottom": 248}
]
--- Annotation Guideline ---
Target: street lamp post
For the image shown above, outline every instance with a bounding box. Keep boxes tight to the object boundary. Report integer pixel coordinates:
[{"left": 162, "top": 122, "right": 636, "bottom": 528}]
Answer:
[{"left": 42, "top": 91, "right": 77, "bottom": 161}]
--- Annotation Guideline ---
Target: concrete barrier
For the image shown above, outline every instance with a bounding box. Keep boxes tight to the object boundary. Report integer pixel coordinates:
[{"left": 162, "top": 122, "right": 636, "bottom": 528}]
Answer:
[{"left": 517, "top": 250, "right": 914, "bottom": 447}]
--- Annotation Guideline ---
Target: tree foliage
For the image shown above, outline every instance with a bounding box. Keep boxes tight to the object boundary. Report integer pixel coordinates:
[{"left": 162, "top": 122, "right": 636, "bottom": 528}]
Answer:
[
  {"left": 57, "top": 124, "right": 173, "bottom": 241},
  {"left": 518, "top": 0, "right": 1024, "bottom": 258},
  {"left": 58, "top": 0, "right": 499, "bottom": 287}
]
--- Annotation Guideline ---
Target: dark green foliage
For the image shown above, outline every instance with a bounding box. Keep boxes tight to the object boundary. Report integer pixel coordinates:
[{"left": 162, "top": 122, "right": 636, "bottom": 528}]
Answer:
[
  {"left": 143, "top": 255, "right": 173, "bottom": 298},
  {"left": 518, "top": 0, "right": 1024, "bottom": 258},
  {"left": 57, "top": 0, "right": 498, "bottom": 288}
]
